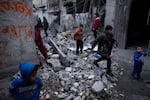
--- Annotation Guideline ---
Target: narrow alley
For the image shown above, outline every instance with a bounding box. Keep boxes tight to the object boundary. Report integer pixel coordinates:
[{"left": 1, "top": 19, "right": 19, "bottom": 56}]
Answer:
[{"left": 0, "top": 0, "right": 150, "bottom": 100}]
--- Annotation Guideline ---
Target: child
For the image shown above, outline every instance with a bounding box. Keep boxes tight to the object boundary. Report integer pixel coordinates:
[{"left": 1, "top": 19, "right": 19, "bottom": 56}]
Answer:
[
  {"left": 92, "top": 13, "right": 100, "bottom": 39},
  {"left": 131, "top": 47, "right": 147, "bottom": 80},
  {"left": 9, "top": 62, "right": 42, "bottom": 100},
  {"left": 73, "top": 24, "right": 84, "bottom": 54}
]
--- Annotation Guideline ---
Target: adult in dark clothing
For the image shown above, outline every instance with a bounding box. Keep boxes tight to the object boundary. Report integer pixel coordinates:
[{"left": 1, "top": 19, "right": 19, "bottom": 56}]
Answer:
[
  {"left": 43, "top": 17, "right": 49, "bottom": 37},
  {"left": 37, "top": 17, "right": 43, "bottom": 28},
  {"left": 90, "top": 25, "right": 117, "bottom": 76}
]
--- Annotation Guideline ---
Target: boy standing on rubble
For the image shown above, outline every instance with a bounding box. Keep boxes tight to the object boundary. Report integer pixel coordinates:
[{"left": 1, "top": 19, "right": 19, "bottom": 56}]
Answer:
[
  {"left": 73, "top": 24, "right": 84, "bottom": 54},
  {"left": 131, "top": 47, "right": 147, "bottom": 80}
]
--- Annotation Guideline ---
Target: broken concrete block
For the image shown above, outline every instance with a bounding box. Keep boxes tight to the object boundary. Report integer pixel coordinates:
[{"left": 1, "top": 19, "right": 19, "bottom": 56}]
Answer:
[
  {"left": 57, "top": 93, "right": 68, "bottom": 99},
  {"left": 60, "top": 81, "right": 65, "bottom": 86},
  {"left": 51, "top": 54, "right": 60, "bottom": 58},
  {"left": 41, "top": 72, "right": 50, "bottom": 80},
  {"left": 88, "top": 75, "right": 95, "bottom": 79},
  {"left": 74, "top": 96, "right": 82, "bottom": 100},
  {"left": 59, "top": 71, "right": 71, "bottom": 81},
  {"left": 65, "top": 67, "right": 72, "bottom": 72},
  {"left": 65, "top": 94, "right": 74, "bottom": 100},
  {"left": 73, "top": 82, "right": 79, "bottom": 87},
  {"left": 92, "top": 81, "right": 104, "bottom": 93},
  {"left": 70, "top": 87, "right": 78, "bottom": 92}
]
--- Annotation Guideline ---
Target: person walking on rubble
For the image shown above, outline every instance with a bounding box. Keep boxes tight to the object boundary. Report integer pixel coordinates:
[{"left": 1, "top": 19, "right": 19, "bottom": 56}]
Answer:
[
  {"left": 9, "top": 62, "right": 42, "bottom": 100},
  {"left": 35, "top": 24, "right": 48, "bottom": 59},
  {"left": 92, "top": 13, "right": 100, "bottom": 39},
  {"left": 73, "top": 24, "right": 84, "bottom": 55},
  {"left": 131, "top": 47, "right": 147, "bottom": 80},
  {"left": 43, "top": 17, "right": 49, "bottom": 37},
  {"left": 90, "top": 25, "right": 117, "bottom": 76}
]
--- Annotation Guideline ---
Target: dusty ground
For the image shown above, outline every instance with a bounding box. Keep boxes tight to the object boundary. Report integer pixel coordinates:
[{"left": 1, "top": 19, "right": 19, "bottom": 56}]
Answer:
[{"left": 112, "top": 60, "right": 150, "bottom": 100}]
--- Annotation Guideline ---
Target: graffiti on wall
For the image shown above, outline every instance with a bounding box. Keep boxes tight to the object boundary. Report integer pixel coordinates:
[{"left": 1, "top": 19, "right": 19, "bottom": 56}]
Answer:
[
  {"left": 2, "top": 25, "right": 33, "bottom": 38},
  {"left": 0, "top": 1, "right": 32, "bottom": 17},
  {"left": 0, "top": 0, "right": 38, "bottom": 68}
]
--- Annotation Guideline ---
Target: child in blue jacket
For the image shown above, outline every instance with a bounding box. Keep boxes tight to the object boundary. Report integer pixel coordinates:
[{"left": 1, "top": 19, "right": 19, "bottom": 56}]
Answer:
[
  {"left": 9, "top": 62, "right": 42, "bottom": 100},
  {"left": 131, "top": 47, "right": 147, "bottom": 80}
]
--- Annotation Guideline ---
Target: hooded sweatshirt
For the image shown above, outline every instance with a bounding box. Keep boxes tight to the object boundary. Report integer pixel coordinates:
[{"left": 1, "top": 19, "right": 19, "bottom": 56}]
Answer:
[
  {"left": 134, "top": 51, "right": 146, "bottom": 66},
  {"left": 9, "top": 62, "right": 42, "bottom": 100}
]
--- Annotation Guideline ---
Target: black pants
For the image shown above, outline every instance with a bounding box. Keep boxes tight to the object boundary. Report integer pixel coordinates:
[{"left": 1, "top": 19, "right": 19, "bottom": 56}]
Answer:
[
  {"left": 95, "top": 56, "right": 112, "bottom": 73},
  {"left": 44, "top": 28, "right": 48, "bottom": 37},
  {"left": 76, "top": 40, "right": 83, "bottom": 54},
  {"left": 92, "top": 30, "right": 97, "bottom": 39}
]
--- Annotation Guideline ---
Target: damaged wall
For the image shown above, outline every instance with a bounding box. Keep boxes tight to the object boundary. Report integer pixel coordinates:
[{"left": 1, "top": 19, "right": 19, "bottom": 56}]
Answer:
[{"left": 0, "top": 0, "right": 38, "bottom": 74}]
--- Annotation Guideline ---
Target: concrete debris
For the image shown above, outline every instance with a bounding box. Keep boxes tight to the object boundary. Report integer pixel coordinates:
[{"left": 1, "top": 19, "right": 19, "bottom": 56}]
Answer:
[
  {"left": 59, "top": 71, "right": 71, "bottom": 81},
  {"left": 92, "top": 81, "right": 104, "bottom": 93},
  {"left": 36, "top": 32, "right": 125, "bottom": 100}
]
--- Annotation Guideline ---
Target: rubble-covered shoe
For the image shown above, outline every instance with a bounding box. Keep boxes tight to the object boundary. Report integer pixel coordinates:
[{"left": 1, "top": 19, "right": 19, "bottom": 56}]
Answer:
[
  {"left": 76, "top": 51, "right": 79, "bottom": 55},
  {"left": 80, "top": 50, "right": 82, "bottom": 54}
]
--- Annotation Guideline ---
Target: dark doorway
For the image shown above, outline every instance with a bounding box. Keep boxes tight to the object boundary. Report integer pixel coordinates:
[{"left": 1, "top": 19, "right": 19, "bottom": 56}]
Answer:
[{"left": 127, "top": 0, "right": 150, "bottom": 48}]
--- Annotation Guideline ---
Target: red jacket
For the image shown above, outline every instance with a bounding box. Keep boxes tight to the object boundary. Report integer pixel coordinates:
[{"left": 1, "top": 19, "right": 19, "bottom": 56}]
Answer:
[
  {"left": 35, "top": 29, "right": 48, "bottom": 58},
  {"left": 93, "top": 17, "right": 100, "bottom": 30}
]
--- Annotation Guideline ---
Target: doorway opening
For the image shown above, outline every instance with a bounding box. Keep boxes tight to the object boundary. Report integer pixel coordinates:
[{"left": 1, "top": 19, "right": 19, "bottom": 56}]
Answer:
[{"left": 127, "top": 0, "right": 150, "bottom": 49}]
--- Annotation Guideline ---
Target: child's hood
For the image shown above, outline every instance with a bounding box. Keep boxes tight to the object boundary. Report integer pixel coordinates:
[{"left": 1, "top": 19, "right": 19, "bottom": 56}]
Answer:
[{"left": 19, "top": 62, "right": 35, "bottom": 80}]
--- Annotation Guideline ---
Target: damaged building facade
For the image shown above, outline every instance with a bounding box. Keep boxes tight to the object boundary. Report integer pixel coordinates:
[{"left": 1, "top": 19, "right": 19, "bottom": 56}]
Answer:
[{"left": 33, "top": 0, "right": 150, "bottom": 49}]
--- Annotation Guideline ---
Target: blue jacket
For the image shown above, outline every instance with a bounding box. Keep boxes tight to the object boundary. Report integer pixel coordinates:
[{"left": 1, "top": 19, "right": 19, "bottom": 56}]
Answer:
[
  {"left": 134, "top": 51, "right": 146, "bottom": 66},
  {"left": 9, "top": 62, "right": 42, "bottom": 100}
]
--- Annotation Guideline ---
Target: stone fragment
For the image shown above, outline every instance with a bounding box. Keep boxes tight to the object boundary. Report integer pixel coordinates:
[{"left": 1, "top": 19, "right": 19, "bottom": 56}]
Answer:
[
  {"left": 57, "top": 93, "right": 68, "bottom": 99},
  {"left": 59, "top": 71, "right": 71, "bottom": 81},
  {"left": 73, "top": 82, "right": 79, "bottom": 87},
  {"left": 92, "top": 81, "right": 104, "bottom": 93},
  {"left": 74, "top": 96, "right": 82, "bottom": 100},
  {"left": 65, "top": 94, "right": 74, "bottom": 100}
]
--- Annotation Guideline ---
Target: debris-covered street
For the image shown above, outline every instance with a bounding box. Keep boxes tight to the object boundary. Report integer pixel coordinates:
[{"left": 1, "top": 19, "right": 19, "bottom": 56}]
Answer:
[
  {"left": 0, "top": 0, "right": 150, "bottom": 100},
  {"left": 30, "top": 31, "right": 150, "bottom": 100}
]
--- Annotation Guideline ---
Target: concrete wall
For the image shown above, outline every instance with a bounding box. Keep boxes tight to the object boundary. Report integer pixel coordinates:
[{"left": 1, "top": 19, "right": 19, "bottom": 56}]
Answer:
[
  {"left": 33, "top": 0, "right": 47, "bottom": 7},
  {"left": 34, "top": 10, "right": 57, "bottom": 25},
  {"left": 104, "top": 0, "right": 116, "bottom": 28},
  {"left": 0, "top": 0, "right": 38, "bottom": 74}
]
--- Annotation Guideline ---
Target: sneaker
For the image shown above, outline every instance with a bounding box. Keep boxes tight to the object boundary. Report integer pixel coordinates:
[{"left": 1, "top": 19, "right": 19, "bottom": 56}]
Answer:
[{"left": 76, "top": 51, "right": 79, "bottom": 55}]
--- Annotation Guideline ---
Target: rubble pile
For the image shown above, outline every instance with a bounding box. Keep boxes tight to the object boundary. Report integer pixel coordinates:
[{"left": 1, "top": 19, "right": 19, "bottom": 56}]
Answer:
[{"left": 37, "top": 32, "right": 125, "bottom": 100}]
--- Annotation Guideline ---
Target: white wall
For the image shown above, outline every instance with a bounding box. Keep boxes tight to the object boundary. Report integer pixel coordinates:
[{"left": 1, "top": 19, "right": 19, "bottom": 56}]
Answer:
[
  {"left": 33, "top": 0, "right": 47, "bottom": 7},
  {"left": 104, "top": 0, "right": 116, "bottom": 28}
]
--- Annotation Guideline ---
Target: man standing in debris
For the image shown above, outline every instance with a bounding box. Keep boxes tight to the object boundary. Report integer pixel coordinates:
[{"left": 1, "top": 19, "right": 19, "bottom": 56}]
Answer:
[
  {"left": 90, "top": 25, "right": 117, "bottom": 76},
  {"left": 73, "top": 24, "right": 84, "bottom": 54},
  {"left": 92, "top": 13, "right": 100, "bottom": 39}
]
